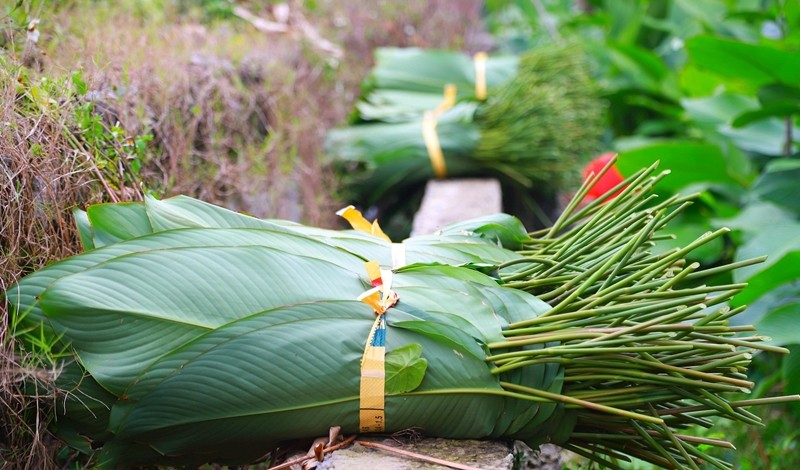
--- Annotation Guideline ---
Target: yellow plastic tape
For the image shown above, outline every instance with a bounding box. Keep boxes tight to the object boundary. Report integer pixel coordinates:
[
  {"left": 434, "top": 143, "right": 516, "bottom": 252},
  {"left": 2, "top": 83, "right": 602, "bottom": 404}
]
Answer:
[
  {"left": 474, "top": 52, "right": 488, "bottom": 100},
  {"left": 364, "top": 260, "right": 382, "bottom": 284},
  {"left": 342, "top": 207, "right": 405, "bottom": 432},
  {"left": 357, "top": 287, "right": 383, "bottom": 313},
  {"left": 422, "top": 84, "right": 458, "bottom": 180},
  {"left": 434, "top": 83, "right": 457, "bottom": 115},
  {"left": 336, "top": 206, "right": 391, "bottom": 242},
  {"left": 422, "top": 111, "right": 447, "bottom": 179},
  {"left": 359, "top": 326, "right": 385, "bottom": 432},
  {"left": 357, "top": 261, "right": 397, "bottom": 432}
]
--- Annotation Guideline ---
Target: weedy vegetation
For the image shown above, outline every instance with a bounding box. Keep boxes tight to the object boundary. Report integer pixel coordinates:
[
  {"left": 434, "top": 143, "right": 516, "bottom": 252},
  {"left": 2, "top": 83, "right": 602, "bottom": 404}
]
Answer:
[{"left": 1, "top": 0, "right": 486, "bottom": 467}]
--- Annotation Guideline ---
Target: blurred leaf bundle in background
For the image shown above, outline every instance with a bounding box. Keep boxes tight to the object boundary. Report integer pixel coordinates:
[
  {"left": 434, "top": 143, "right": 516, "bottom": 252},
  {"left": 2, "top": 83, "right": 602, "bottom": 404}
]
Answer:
[{"left": 327, "top": 42, "right": 605, "bottom": 238}]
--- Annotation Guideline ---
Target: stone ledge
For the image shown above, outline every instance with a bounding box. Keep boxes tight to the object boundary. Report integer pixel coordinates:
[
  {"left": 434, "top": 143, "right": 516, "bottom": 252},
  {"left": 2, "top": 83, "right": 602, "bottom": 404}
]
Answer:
[{"left": 411, "top": 179, "right": 502, "bottom": 236}]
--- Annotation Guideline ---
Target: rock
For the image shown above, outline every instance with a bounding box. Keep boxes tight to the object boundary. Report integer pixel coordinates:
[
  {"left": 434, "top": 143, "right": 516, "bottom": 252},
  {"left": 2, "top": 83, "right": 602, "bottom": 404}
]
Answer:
[
  {"left": 325, "top": 438, "right": 513, "bottom": 469},
  {"left": 410, "top": 179, "right": 502, "bottom": 236},
  {"left": 514, "top": 442, "right": 564, "bottom": 470}
]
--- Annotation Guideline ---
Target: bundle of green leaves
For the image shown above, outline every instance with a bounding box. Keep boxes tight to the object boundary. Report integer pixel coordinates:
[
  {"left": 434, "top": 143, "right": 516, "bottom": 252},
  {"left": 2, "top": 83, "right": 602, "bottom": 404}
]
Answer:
[
  {"left": 7, "top": 162, "right": 797, "bottom": 469},
  {"left": 327, "top": 43, "right": 605, "bottom": 235}
]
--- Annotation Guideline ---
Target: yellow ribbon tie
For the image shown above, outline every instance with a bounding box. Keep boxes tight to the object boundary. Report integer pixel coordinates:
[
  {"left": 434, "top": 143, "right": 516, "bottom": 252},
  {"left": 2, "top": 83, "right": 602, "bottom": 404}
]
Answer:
[
  {"left": 357, "top": 261, "right": 397, "bottom": 432},
  {"left": 434, "top": 83, "right": 457, "bottom": 115},
  {"left": 422, "top": 84, "right": 458, "bottom": 180},
  {"left": 474, "top": 52, "right": 488, "bottom": 100},
  {"left": 422, "top": 111, "right": 447, "bottom": 179},
  {"left": 340, "top": 200, "right": 407, "bottom": 432},
  {"left": 336, "top": 205, "right": 391, "bottom": 242},
  {"left": 359, "top": 334, "right": 385, "bottom": 432}
]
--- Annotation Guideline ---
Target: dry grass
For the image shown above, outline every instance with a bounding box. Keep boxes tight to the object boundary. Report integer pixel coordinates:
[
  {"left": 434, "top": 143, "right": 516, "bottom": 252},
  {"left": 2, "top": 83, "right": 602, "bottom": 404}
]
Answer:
[
  {"left": 0, "top": 58, "right": 100, "bottom": 470},
  {"left": 38, "top": 0, "right": 489, "bottom": 224},
  {"left": 0, "top": 338, "right": 63, "bottom": 470},
  {"left": 1, "top": 1, "right": 486, "bottom": 468}
]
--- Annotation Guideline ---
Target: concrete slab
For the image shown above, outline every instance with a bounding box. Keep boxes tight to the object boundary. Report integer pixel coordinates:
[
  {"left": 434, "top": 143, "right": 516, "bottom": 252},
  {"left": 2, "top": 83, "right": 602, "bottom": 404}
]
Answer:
[{"left": 411, "top": 179, "right": 502, "bottom": 236}]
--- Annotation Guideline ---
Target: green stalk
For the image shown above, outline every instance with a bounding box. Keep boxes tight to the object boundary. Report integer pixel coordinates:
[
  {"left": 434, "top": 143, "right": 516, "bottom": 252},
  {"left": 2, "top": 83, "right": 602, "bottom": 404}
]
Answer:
[
  {"left": 683, "top": 257, "right": 767, "bottom": 282},
  {"left": 583, "top": 304, "right": 706, "bottom": 345},
  {"left": 560, "top": 443, "right": 626, "bottom": 470},
  {"left": 561, "top": 371, "right": 744, "bottom": 392},
  {"left": 500, "top": 381, "right": 665, "bottom": 424},
  {"left": 631, "top": 420, "right": 685, "bottom": 469},
  {"left": 689, "top": 332, "right": 790, "bottom": 354},
  {"left": 656, "top": 262, "right": 700, "bottom": 292},
  {"left": 488, "top": 344, "right": 693, "bottom": 364},
  {"left": 646, "top": 415, "right": 701, "bottom": 470},
  {"left": 506, "top": 294, "right": 706, "bottom": 333},
  {"left": 599, "top": 207, "right": 667, "bottom": 291}
]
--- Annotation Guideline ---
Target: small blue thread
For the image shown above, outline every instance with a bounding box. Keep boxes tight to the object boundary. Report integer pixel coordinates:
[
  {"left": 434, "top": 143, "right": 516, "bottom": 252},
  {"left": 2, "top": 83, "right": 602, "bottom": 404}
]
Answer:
[{"left": 371, "top": 317, "right": 386, "bottom": 347}]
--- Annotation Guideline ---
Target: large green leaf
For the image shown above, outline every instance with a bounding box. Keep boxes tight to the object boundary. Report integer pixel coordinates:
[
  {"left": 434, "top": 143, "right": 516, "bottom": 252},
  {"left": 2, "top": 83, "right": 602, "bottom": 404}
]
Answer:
[
  {"left": 73, "top": 209, "right": 94, "bottom": 251},
  {"left": 605, "top": 43, "right": 680, "bottom": 100},
  {"left": 686, "top": 35, "right": 800, "bottom": 88},
  {"left": 87, "top": 202, "right": 153, "bottom": 247},
  {"left": 714, "top": 201, "right": 796, "bottom": 241},
  {"left": 389, "top": 270, "right": 557, "bottom": 439},
  {"left": 734, "top": 83, "right": 800, "bottom": 128},
  {"left": 24, "top": 240, "right": 560, "bottom": 468},
  {"left": 759, "top": 83, "right": 800, "bottom": 106},
  {"left": 755, "top": 302, "right": 800, "bottom": 346},
  {"left": 394, "top": 263, "right": 500, "bottom": 287},
  {"left": 682, "top": 93, "right": 757, "bottom": 127},
  {"left": 404, "top": 239, "right": 521, "bottom": 265},
  {"left": 100, "top": 301, "right": 509, "bottom": 467},
  {"left": 326, "top": 103, "right": 483, "bottom": 206},
  {"left": 732, "top": 103, "right": 800, "bottom": 127},
  {"left": 682, "top": 92, "right": 798, "bottom": 156},
  {"left": 783, "top": 345, "right": 800, "bottom": 415},
  {"left": 615, "top": 142, "right": 752, "bottom": 193},
  {"left": 39, "top": 245, "right": 367, "bottom": 393},
  {"left": 729, "top": 281, "right": 800, "bottom": 327},
  {"left": 721, "top": 118, "right": 800, "bottom": 156},
  {"left": 733, "top": 220, "right": 800, "bottom": 283},
  {"left": 357, "top": 89, "right": 448, "bottom": 122},
  {"left": 751, "top": 159, "right": 800, "bottom": 215},
  {"left": 436, "top": 213, "right": 531, "bottom": 250},
  {"left": 673, "top": 0, "right": 727, "bottom": 33},
  {"left": 144, "top": 195, "right": 293, "bottom": 232},
  {"left": 285, "top": 228, "right": 521, "bottom": 267},
  {"left": 6, "top": 227, "right": 368, "bottom": 334},
  {"left": 734, "top": 251, "right": 800, "bottom": 306}
]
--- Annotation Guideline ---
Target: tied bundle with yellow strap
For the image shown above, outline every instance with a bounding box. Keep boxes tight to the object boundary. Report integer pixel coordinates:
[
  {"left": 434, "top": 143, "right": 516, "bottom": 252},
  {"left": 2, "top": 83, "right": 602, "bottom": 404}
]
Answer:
[
  {"left": 327, "top": 43, "right": 605, "bottom": 239},
  {"left": 339, "top": 205, "right": 404, "bottom": 432},
  {"left": 356, "top": 261, "right": 396, "bottom": 432},
  {"left": 421, "top": 52, "right": 485, "bottom": 178},
  {"left": 10, "top": 168, "right": 799, "bottom": 469}
]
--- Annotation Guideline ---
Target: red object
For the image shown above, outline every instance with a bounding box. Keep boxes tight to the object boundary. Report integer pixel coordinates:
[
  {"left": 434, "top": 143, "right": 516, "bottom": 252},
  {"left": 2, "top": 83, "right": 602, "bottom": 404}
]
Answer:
[{"left": 583, "top": 152, "right": 625, "bottom": 201}]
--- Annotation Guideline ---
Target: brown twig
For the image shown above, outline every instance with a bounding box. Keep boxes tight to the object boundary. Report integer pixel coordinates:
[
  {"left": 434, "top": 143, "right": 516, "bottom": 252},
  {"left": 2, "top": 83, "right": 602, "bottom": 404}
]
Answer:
[
  {"left": 232, "top": 4, "right": 342, "bottom": 63},
  {"left": 267, "top": 434, "right": 357, "bottom": 470},
  {"left": 232, "top": 6, "right": 289, "bottom": 33},
  {"left": 355, "top": 440, "right": 487, "bottom": 470}
]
